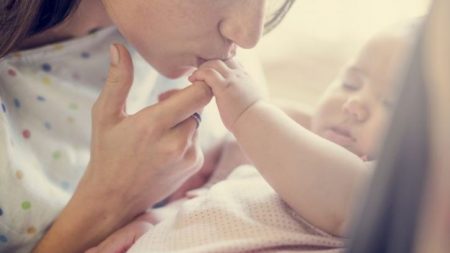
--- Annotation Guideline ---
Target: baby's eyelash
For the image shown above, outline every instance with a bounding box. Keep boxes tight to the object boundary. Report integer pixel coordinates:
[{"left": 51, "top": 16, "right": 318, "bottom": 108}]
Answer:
[{"left": 342, "top": 82, "right": 361, "bottom": 91}]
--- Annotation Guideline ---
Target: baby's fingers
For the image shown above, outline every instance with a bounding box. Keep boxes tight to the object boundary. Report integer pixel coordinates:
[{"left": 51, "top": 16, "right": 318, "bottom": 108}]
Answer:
[
  {"left": 199, "top": 60, "right": 231, "bottom": 77},
  {"left": 189, "top": 68, "right": 227, "bottom": 91},
  {"left": 223, "top": 58, "right": 240, "bottom": 69}
]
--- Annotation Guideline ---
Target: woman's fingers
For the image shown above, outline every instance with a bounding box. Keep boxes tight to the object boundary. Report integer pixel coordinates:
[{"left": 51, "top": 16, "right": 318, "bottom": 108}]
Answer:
[
  {"left": 164, "top": 114, "right": 204, "bottom": 170},
  {"left": 94, "top": 43, "right": 134, "bottom": 125},
  {"left": 159, "top": 114, "right": 201, "bottom": 161},
  {"left": 158, "top": 89, "right": 181, "bottom": 102},
  {"left": 85, "top": 220, "right": 152, "bottom": 253},
  {"left": 159, "top": 89, "right": 203, "bottom": 130},
  {"left": 142, "top": 81, "right": 212, "bottom": 128},
  {"left": 173, "top": 113, "right": 201, "bottom": 139}
]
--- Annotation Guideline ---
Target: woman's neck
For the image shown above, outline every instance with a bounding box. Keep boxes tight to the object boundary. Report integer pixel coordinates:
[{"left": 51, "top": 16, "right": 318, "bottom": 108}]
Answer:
[{"left": 17, "top": 0, "right": 112, "bottom": 50}]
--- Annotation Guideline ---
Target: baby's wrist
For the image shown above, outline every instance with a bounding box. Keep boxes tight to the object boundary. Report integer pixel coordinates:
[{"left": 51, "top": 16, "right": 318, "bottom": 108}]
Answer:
[{"left": 229, "top": 99, "right": 265, "bottom": 134}]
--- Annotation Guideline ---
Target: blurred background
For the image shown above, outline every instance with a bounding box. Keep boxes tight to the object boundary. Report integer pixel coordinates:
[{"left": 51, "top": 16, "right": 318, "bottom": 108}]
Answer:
[{"left": 255, "top": 0, "right": 431, "bottom": 108}]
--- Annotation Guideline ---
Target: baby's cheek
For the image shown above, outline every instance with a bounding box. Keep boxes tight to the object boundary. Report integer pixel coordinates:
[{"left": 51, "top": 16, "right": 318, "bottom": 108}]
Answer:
[
  {"left": 359, "top": 126, "right": 383, "bottom": 159},
  {"left": 310, "top": 107, "right": 332, "bottom": 133}
]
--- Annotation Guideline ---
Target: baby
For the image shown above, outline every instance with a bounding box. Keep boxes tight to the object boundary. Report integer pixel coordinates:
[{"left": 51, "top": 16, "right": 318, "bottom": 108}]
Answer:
[{"left": 89, "top": 25, "right": 412, "bottom": 253}]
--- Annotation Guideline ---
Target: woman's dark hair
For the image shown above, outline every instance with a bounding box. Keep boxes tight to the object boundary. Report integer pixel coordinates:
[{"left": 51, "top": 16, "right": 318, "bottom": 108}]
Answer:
[
  {"left": 0, "top": 0, "right": 81, "bottom": 57},
  {"left": 0, "top": 0, "right": 295, "bottom": 58},
  {"left": 264, "top": 0, "right": 296, "bottom": 34}
]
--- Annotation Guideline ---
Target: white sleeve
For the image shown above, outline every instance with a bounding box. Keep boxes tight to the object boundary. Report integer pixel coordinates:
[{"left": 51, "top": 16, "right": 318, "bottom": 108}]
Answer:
[{"left": 0, "top": 99, "right": 69, "bottom": 253}]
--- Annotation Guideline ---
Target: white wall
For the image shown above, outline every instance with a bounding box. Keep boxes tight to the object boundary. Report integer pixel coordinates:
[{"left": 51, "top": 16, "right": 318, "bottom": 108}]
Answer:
[{"left": 256, "top": 0, "right": 431, "bottom": 106}]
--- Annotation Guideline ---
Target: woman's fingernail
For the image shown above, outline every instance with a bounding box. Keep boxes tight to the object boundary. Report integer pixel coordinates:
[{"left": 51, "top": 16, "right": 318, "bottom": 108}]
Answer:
[{"left": 110, "top": 44, "right": 120, "bottom": 65}]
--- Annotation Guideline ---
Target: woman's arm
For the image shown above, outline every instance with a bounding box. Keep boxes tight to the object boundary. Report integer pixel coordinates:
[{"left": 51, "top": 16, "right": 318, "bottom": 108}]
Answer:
[{"left": 32, "top": 44, "right": 212, "bottom": 253}]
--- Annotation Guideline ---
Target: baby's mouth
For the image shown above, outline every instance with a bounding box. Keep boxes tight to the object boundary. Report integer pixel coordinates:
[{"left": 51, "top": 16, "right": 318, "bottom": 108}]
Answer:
[{"left": 323, "top": 126, "right": 356, "bottom": 147}]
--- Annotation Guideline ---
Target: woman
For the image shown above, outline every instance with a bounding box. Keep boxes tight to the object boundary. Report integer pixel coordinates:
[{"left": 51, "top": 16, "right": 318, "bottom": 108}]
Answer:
[{"left": 0, "top": 0, "right": 294, "bottom": 252}]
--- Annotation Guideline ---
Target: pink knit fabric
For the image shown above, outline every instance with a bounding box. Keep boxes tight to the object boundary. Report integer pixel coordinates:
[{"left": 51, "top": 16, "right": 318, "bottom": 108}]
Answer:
[{"left": 128, "top": 165, "right": 345, "bottom": 253}]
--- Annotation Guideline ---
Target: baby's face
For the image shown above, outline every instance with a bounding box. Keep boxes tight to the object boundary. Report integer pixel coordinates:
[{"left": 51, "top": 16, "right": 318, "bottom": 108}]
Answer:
[{"left": 311, "top": 33, "right": 409, "bottom": 159}]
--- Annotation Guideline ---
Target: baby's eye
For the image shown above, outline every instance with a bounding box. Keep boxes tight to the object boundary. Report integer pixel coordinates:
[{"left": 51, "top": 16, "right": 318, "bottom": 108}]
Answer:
[{"left": 341, "top": 81, "right": 361, "bottom": 91}]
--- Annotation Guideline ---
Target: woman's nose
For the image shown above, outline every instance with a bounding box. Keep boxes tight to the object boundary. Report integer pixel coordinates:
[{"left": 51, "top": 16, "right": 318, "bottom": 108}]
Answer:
[
  {"left": 219, "top": 1, "right": 265, "bottom": 49},
  {"left": 343, "top": 97, "right": 370, "bottom": 123}
]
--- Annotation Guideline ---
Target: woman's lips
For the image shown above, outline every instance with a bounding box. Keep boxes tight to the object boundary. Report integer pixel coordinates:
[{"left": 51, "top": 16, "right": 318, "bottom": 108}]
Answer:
[
  {"left": 196, "top": 48, "right": 237, "bottom": 67},
  {"left": 323, "top": 127, "right": 356, "bottom": 147},
  {"left": 197, "top": 57, "right": 207, "bottom": 67}
]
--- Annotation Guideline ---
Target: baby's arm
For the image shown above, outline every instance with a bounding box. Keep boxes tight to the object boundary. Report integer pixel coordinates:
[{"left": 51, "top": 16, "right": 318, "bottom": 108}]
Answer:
[
  {"left": 273, "top": 99, "right": 313, "bottom": 129},
  {"left": 190, "top": 59, "right": 371, "bottom": 237}
]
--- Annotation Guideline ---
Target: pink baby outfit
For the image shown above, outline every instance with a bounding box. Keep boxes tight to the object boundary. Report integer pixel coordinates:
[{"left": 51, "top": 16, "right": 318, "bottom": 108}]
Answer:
[{"left": 128, "top": 165, "right": 345, "bottom": 253}]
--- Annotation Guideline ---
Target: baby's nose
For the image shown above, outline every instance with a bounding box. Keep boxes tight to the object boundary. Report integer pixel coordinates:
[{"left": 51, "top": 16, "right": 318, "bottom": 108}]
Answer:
[{"left": 343, "top": 98, "right": 370, "bottom": 122}]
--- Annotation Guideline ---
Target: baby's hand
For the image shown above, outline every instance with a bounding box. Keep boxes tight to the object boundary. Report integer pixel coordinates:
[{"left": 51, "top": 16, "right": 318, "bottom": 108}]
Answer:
[{"left": 189, "top": 59, "right": 263, "bottom": 131}]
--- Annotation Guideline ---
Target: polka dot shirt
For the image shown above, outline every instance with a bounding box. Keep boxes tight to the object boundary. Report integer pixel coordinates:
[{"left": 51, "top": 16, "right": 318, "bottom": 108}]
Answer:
[{"left": 0, "top": 27, "right": 227, "bottom": 252}]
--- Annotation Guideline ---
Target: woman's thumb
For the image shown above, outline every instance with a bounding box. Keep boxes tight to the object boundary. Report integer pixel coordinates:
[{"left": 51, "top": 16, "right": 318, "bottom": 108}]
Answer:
[{"left": 97, "top": 43, "right": 134, "bottom": 120}]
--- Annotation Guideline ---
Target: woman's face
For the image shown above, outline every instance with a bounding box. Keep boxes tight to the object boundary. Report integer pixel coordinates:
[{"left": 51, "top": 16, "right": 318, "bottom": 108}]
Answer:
[{"left": 103, "top": 0, "right": 266, "bottom": 78}]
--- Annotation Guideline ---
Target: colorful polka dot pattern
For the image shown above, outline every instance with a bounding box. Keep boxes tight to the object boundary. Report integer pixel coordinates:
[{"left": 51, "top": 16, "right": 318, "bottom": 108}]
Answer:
[
  {"left": 7, "top": 69, "right": 16, "bottom": 77},
  {"left": 44, "top": 122, "right": 52, "bottom": 130},
  {"left": 26, "top": 226, "right": 36, "bottom": 235},
  {"left": 42, "top": 63, "right": 52, "bottom": 72},
  {"left": 0, "top": 235, "right": 7, "bottom": 243},
  {"left": 42, "top": 76, "right": 52, "bottom": 86},
  {"left": 2, "top": 60, "right": 85, "bottom": 141},
  {"left": 61, "top": 181, "right": 70, "bottom": 190},
  {"left": 68, "top": 102, "right": 78, "bottom": 110},
  {"left": 81, "top": 52, "right": 91, "bottom": 59},
  {"left": 21, "top": 201, "right": 31, "bottom": 210},
  {"left": 16, "top": 170, "right": 23, "bottom": 180},
  {"left": 52, "top": 151, "right": 61, "bottom": 160},
  {"left": 13, "top": 98, "right": 20, "bottom": 108},
  {"left": 0, "top": 211, "right": 6, "bottom": 245},
  {"left": 0, "top": 28, "right": 184, "bottom": 250},
  {"left": 22, "top": 130, "right": 31, "bottom": 139},
  {"left": 0, "top": 43, "right": 105, "bottom": 249}
]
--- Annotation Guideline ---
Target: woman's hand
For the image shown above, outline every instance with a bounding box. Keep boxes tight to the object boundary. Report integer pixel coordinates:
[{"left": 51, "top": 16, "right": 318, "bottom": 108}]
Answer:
[
  {"left": 85, "top": 43, "right": 212, "bottom": 219},
  {"left": 85, "top": 212, "right": 156, "bottom": 253},
  {"left": 32, "top": 44, "right": 212, "bottom": 253},
  {"left": 156, "top": 89, "right": 218, "bottom": 202}
]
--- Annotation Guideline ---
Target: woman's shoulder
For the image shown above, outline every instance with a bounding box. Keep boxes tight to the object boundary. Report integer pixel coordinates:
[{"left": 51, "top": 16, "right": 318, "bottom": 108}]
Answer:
[{"left": 1, "top": 27, "right": 121, "bottom": 63}]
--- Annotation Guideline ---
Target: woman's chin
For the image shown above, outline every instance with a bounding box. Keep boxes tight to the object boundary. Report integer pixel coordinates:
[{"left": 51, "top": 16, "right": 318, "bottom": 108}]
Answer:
[{"left": 162, "top": 66, "right": 196, "bottom": 79}]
